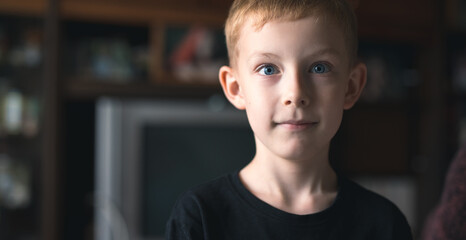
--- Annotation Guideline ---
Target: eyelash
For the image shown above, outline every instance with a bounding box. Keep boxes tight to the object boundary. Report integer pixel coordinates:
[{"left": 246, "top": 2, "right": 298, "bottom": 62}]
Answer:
[
  {"left": 255, "top": 62, "right": 333, "bottom": 76},
  {"left": 256, "top": 64, "right": 280, "bottom": 76},
  {"left": 309, "top": 62, "right": 332, "bottom": 74}
]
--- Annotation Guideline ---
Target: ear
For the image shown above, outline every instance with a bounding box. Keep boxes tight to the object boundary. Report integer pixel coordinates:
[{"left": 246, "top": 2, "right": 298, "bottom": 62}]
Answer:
[
  {"left": 344, "top": 62, "right": 367, "bottom": 110},
  {"left": 219, "top": 66, "right": 246, "bottom": 110}
]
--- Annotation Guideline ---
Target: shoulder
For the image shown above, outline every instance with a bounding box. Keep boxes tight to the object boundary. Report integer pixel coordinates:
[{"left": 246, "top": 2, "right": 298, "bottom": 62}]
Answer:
[
  {"left": 341, "top": 177, "right": 402, "bottom": 213},
  {"left": 338, "top": 177, "right": 413, "bottom": 239},
  {"left": 178, "top": 173, "right": 235, "bottom": 205},
  {"left": 165, "top": 173, "right": 236, "bottom": 239},
  {"left": 170, "top": 173, "right": 235, "bottom": 214}
]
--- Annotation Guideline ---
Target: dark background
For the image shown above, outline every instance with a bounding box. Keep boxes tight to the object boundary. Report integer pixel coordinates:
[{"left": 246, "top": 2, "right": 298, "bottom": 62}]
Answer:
[{"left": 0, "top": 0, "right": 465, "bottom": 239}]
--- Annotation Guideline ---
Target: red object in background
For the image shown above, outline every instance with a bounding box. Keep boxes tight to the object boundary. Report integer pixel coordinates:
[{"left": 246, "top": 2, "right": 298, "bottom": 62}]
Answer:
[{"left": 169, "top": 27, "right": 207, "bottom": 67}]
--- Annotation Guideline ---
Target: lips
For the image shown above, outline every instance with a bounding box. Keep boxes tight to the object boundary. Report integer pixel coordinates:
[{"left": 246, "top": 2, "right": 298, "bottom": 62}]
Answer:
[{"left": 277, "top": 120, "right": 317, "bottom": 130}]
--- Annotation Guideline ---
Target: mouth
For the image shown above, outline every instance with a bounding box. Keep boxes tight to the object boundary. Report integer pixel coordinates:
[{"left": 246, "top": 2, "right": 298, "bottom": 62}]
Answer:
[{"left": 276, "top": 120, "right": 318, "bottom": 130}]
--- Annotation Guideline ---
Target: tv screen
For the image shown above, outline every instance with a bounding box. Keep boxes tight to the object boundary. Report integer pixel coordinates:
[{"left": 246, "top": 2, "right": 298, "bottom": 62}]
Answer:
[
  {"left": 141, "top": 124, "right": 255, "bottom": 236},
  {"left": 94, "top": 97, "right": 255, "bottom": 240}
]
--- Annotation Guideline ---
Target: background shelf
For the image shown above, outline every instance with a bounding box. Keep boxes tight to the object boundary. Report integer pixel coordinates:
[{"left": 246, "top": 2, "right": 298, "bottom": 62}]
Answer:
[{"left": 0, "top": 0, "right": 462, "bottom": 239}]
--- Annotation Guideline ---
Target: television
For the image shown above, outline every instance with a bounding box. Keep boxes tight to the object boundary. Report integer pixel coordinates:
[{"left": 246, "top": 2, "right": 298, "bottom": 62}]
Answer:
[{"left": 94, "top": 96, "right": 255, "bottom": 240}]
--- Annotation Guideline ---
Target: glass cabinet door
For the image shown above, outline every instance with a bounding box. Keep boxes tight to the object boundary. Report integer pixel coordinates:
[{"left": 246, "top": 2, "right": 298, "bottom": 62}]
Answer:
[{"left": 0, "top": 15, "right": 43, "bottom": 239}]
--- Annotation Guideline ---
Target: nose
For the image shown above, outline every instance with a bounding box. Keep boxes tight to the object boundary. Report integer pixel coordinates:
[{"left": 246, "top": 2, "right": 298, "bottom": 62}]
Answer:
[{"left": 282, "top": 71, "right": 310, "bottom": 107}]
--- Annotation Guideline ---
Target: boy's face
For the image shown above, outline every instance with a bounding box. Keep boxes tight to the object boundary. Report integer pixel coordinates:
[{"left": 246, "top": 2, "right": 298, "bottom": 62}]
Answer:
[{"left": 220, "top": 15, "right": 365, "bottom": 162}]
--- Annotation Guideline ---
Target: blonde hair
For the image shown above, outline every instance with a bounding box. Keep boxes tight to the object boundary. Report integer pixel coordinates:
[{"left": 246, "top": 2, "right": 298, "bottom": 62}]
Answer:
[{"left": 224, "top": 0, "right": 358, "bottom": 66}]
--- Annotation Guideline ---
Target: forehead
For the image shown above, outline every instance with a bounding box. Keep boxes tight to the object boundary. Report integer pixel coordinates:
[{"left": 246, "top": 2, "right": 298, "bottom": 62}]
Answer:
[{"left": 237, "top": 16, "right": 347, "bottom": 62}]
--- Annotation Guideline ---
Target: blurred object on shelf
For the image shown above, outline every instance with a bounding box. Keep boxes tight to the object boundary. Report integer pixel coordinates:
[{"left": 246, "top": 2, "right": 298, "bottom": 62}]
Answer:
[
  {"left": 23, "top": 28, "right": 42, "bottom": 67},
  {"left": 164, "top": 26, "right": 228, "bottom": 84},
  {"left": 22, "top": 96, "right": 39, "bottom": 137},
  {"left": 72, "top": 38, "right": 148, "bottom": 83},
  {"left": 0, "top": 15, "right": 42, "bottom": 240},
  {"left": 2, "top": 26, "right": 42, "bottom": 68},
  {"left": 3, "top": 89, "right": 23, "bottom": 135},
  {"left": 0, "top": 82, "right": 40, "bottom": 138},
  {"left": 133, "top": 46, "right": 149, "bottom": 80},
  {"left": 358, "top": 42, "right": 419, "bottom": 103},
  {"left": 65, "top": 21, "right": 149, "bottom": 83},
  {"left": 0, "top": 153, "right": 31, "bottom": 209},
  {"left": 90, "top": 39, "right": 132, "bottom": 81}
]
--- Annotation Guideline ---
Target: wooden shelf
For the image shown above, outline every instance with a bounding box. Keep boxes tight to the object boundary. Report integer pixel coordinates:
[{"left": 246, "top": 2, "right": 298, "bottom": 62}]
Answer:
[
  {"left": 0, "top": 0, "right": 46, "bottom": 16},
  {"left": 60, "top": 0, "right": 229, "bottom": 25},
  {"left": 64, "top": 79, "right": 221, "bottom": 100},
  {"left": 0, "top": 0, "right": 455, "bottom": 238},
  {"left": 355, "top": 0, "right": 435, "bottom": 43}
]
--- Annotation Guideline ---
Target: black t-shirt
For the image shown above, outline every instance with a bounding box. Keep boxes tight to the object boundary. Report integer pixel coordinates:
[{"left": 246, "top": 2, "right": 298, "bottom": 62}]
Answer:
[{"left": 166, "top": 172, "right": 413, "bottom": 240}]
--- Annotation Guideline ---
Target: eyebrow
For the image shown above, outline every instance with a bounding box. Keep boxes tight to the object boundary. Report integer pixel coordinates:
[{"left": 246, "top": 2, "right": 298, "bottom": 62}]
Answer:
[
  {"left": 247, "top": 47, "right": 343, "bottom": 63},
  {"left": 309, "top": 47, "right": 343, "bottom": 58},
  {"left": 247, "top": 52, "right": 280, "bottom": 62}
]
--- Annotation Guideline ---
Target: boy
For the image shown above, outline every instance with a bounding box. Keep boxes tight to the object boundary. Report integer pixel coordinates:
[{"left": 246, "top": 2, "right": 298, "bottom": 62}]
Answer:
[{"left": 166, "top": 0, "right": 413, "bottom": 239}]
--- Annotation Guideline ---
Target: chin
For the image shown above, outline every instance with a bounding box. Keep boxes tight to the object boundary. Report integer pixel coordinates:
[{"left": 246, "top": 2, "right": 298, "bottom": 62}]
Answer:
[
  {"left": 276, "top": 143, "right": 329, "bottom": 163},
  {"left": 277, "top": 148, "right": 317, "bottom": 162}
]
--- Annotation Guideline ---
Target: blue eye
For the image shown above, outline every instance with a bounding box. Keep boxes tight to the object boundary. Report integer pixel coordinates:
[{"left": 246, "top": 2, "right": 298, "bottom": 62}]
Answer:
[
  {"left": 311, "top": 63, "right": 330, "bottom": 74},
  {"left": 258, "top": 65, "right": 278, "bottom": 75}
]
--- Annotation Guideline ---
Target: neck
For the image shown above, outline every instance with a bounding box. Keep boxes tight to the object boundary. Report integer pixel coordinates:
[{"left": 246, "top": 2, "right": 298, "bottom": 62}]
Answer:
[{"left": 239, "top": 142, "right": 338, "bottom": 214}]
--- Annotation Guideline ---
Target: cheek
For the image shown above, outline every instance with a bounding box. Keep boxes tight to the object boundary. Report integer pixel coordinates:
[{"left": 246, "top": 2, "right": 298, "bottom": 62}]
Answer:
[
  {"left": 242, "top": 82, "right": 272, "bottom": 107},
  {"left": 244, "top": 106, "right": 266, "bottom": 139},
  {"left": 244, "top": 96, "right": 269, "bottom": 122},
  {"left": 315, "top": 86, "right": 346, "bottom": 108},
  {"left": 315, "top": 88, "right": 346, "bottom": 127},
  {"left": 243, "top": 92, "right": 274, "bottom": 134}
]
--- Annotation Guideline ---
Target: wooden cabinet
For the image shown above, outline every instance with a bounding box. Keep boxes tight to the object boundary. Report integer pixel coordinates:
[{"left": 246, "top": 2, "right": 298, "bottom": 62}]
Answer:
[
  {"left": 355, "top": 0, "right": 436, "bottom": 42},
  {"left": 58, "top": 1, "right": 231, "bottom": 101},
  {"left": 0, "top": 0, "right": 46, "bottom": 16},
  {"left": 60, "top": 0, "right": 230, "bottom": 24},
  {"left": 0, "top": 13, "right": 44, "bottom": 240},
  {"left": 0, "top": 0, "right": 458, "bottom": 239}
]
